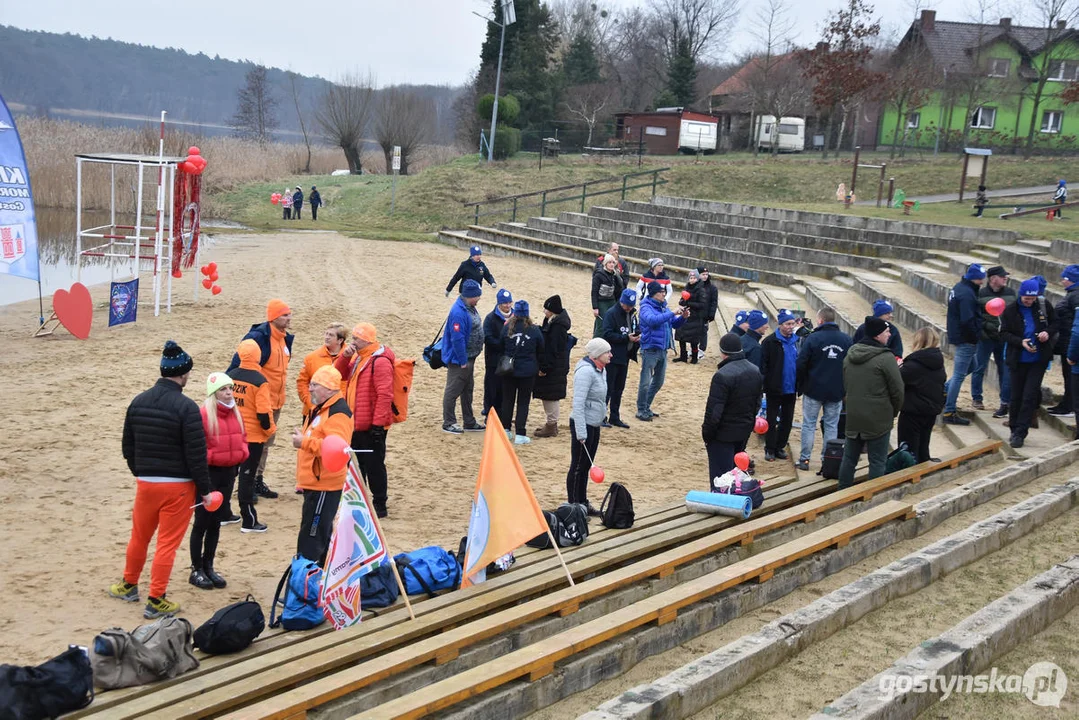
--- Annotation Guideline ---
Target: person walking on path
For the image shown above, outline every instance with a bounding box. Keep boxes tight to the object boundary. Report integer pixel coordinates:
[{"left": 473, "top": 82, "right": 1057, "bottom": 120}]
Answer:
[
  {"left": 281, "top": 187, "right": 292, "bottom": 220},
  {"left": 1047, "top": 265, "right": 1079, "bottom": 416},
  {"left": 500, "top": 300, "right": 545, "bottom": 444},
  {"left": 445, "top": 245, "right": 497, "bottom": 297},
  {"left": 702, "top": 333, "right": 763, "bottom": 481},
  {"left": 297, "top": 323, "right": 347, "bottom": 421},
  {"left": 228, "top": 299, "right": 294, "bottom": 499},
  {"left": 697, "top": 267, "right": 719, "bottom": 356},
  {"left": 795, "top": 307, "right": 852, "bottom": 471},
  {"left": 566, "top": 338, "right": 612, "bottom": 513},
  {"left": 898, "top": 328, "right": 947, "bottom": 463},
  {"left": 971, "top": 266, "right": 1016, "bottom": 416},
  {"left": 1000, "top": 279, "right": 1058, "bottom": 448},
  {"left": 635, "top": 281, "right": 686, "bottom": 421},
  {"left": 602, "top": 288, "right": 639, "bottom": 429},
  {"left": 674, "top": 269, "right": 708, "bottom": 363},
  {"left": 309, "top": 186, "right": 322, "bottom": 221},
  {"left": 190, "top": 373, "right": 248, "bottom": 591},
  {"left": 973, "top": 185, "right": 989, "bottom": 217},
  {"left": 853, "top": 300, "right": 903, "bottom": 358},
  {"left": 1053, "top": 179, "right": 1067, "bottom": 218},
  {"left": 533, "top": 295, "right": 572, "bottom": 437},
  {"left": 442, "top": 280, "right": 486, "bottom": 434},
  {"left": 292, "top": 366, "right": 353, "bottom": 564},
  {"left": 838, "top": 316, "right": 904, "bottom": 488},
  {"left": 760, "top": 309, "right": 801, "bottom": 462},
  {"left": 336, "top": 323, "right": 396, "bottom": 518},
  {"left": 291, "top": 186, "right": 304, "bottom": 220},
  {"left": 591, "top": 255, "right": 625, "bottom": 337},
  {"left": 740, "top": 311, "right": 768, "bottom": 370},
  {"left": 942, "top": 263, "right": 985, "bottom": 425},
  {"left": 230, "top": 339, "right": 276, "bottom": 533},
  {"left": 483, "top": 289, "right": 514, "bottom": 418},
  {"left": 1067, "top": 310, "right": 1079, "bottom": 438},
  {"left": 110, "top": 341, "right": 212, "bottom": 619}
]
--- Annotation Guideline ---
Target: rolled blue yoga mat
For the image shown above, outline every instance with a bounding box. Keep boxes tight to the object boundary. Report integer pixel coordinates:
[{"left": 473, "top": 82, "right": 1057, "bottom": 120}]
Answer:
[{"left": 685, "top": 490, "right": 752, "bottom": 519}]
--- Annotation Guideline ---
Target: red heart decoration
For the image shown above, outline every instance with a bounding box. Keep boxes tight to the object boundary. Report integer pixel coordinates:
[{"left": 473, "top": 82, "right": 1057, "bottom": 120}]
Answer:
[
  {"left": 207, "top": 262, "right": 217, "bottom": 273},
  {"left": 53, "top": 283, "right": 93, "bottom": 339},
  {"left": 211, "top": 285, "right": 222, "bottom": 295},
  {"left": 209, "top": 272, "right": 219, "bottom": 282},
  {"left": 202, "top": 278, "right": 213, "bottom": 289}
]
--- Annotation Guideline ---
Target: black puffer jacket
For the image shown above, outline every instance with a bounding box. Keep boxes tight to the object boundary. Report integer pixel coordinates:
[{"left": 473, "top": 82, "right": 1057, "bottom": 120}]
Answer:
[
  {"left": 675, "top": 281, "right": 708, "bottom": 343},
  {"left": 701, "top": 352, "right": 763, "bottom": 444},
  {"left": 122, "top": 378, "right": 211, "bottom": 495},
  {"left": 1000, "top": 299, "right": 1058, "bottom": 369},
  {"left": 534, "top": 311, "right": 572, "bottom": 400},
  {"left": 900, "top": 347, "right": 947, "bottom": 416}
]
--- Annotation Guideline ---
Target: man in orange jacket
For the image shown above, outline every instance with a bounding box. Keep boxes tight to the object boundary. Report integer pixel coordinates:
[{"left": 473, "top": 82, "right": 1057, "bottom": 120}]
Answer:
[
  {"left": 297, "top": 323, "right": 347, "bottom": 420},
  {"left": 229, "top": 298, "right": 294, "bottom": 500},
  {"left": 292, "top": 365, "right": 353, "bottom": 564}
]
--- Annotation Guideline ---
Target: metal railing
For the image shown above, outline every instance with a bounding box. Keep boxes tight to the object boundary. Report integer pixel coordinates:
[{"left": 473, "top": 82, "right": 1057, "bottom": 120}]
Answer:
[{"left": 462, "top": 168, "right": 669, "bottom": 225}]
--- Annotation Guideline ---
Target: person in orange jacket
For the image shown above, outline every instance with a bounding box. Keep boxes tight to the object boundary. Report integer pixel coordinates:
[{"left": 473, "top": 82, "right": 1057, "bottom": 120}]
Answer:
[
  {"left": 297, "top": 323, "right": 348, "bottom": 420},
  {"left": 228, "top": 298, "right": 294, "bottom": 500},
  {"left": 292, "top": 365, "right": 353, "bottom": 564},
  {"left": 335, "top": 322, "right": 395, "bottom": 518},
  {"left": 230, "top": 339, "right": 277, "bottom": 532}
]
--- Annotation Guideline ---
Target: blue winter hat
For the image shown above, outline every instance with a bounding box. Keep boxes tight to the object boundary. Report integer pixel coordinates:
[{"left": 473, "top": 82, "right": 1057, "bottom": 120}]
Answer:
[
  {"left": 734, "top": 310, "right": 749, "bottom": 325},
  {"left": 747, "top": 310, "right": 768, "bottom": 330},
  {"left": 963, "top": 263, "right": 986, "bottom": 281},
  {"left": 1059, "top": 179, "right": 1067, "bottom": 187},
  {"left": 496, "top": 288, "right": 513, "bottom": 304},
  {"left": 1034, "top": 275, "right": 1048, "bottom": 294},
  {"left": 776, "top": 309, "right": 796, "bottom": 325},
  {"left": 646, "top": 280, "right": 664, "bottom": 297},
  {"left": 1019, "top": 278, "right": 1040, "bottom": 297},
  {"left": 160, "top": 340, "right": 193, "bottom": 378},
  {"left": 513, "top": 300, "right": 530, "bottom": 317},
  {"left": 469, "top": 245, "right": 482, "bottom": 256},
  {"left": 873, "top": 299, "right": 893, "bottom": 317},
  {"left": 619, "top": 288, "right": 637, "bottom": 305},
  {"left": 1062, "top": 264, "right": 1079, "bottom": 284},
  {"left": 461, "top": 279, "right": 482, "bottom": 298}
]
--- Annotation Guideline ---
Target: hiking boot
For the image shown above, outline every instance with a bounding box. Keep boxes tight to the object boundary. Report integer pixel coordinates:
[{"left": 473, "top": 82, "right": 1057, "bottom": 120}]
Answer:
[
  {"left": 534, "top": 421, "right": 558, "bottom": 438},
  {"left": 514, "top": 434, "right": 531, "bottom": 445},
  {"left": 795, "top": 460, "right": 810, "bottom": 471},
  {"left": 442, "top": 423, "right": 464, "bottom": 435},
  {"left": 942, "top": 412, "right": 971, "bottom": 426},
  {"left": 144, "top": 595, "right": 180, "bottom": 619},
  {"left": 108, "top": 581, "right": 139, "bottom": 603},
  {"left": 255, "top": 477, "right": 278, "bottom": 500},
  {"left": 462, "top": 421, "right": 486, "bottom": 432},
  {"left": 1009, "top": 434, "right": 1025, "bottom": 449},
  {"left": 972, "top": 400, "right": 986, "bottom": 411},
  {"left": 220, "top": 514, "right": 241, "bottom": 526},
  {"left": 584, "top": 501, "right": 601, "bottom": 517},
  {"left": 992, "top": 404, "right": 1009, "bottom": 418},
  {"left": 241, "top": 504, "right": 267, "bottom": 533},
  {"left": 775, "top": 449, "right": 789, "bottom": 460},
  {"left": 611, "top": 418, "right": 630, "bottom": 429},
  {"left": 1047, "top": 405, "right": 1072, "bottom": 416},
  {"left": 374, "top": 503, "right": 388, "bottom": 519},
  {"left": 189, "top": 566, "right": 214, "bottom": 590},
  {"left": 203, "top": 562, "right": 227, "bottom": 589},
  {"left": 764, "top": 450, "right": 776, "bottom": 462}
]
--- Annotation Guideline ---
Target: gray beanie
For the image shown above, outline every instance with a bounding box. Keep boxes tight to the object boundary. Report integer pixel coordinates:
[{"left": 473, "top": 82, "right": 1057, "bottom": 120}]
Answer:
[{"left": 585, "top": 337, "right": 612, "bottom": 359}]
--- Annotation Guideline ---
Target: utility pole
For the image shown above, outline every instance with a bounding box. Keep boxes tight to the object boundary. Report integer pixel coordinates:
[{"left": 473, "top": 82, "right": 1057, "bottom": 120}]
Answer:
[{"left": 473, "top": 1, "right": 517, "bottom": 163}]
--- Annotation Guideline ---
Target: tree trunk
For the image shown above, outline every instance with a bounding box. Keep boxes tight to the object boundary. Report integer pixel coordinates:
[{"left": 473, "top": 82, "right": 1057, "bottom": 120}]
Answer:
[
  {"left": 890, "top": 101, "right": 904, "bottom": 160},
  {"left": 383, "top": 147, "right": 393, "bottom": 174},
  {"left": 836, "top": 109, "right": 848, "bottom": 156},
  {"left": 1024, "top": 79, "right": 1049, "bottom": 159},
  {"left": 822, "top": 110, "right": 835, "bottom": 160},
  {"left": 343, "top": 144, "right": 362, "bottom": 175}
]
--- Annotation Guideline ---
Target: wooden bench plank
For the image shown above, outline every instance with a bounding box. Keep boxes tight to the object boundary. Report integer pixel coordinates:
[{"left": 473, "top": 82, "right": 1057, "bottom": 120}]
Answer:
[{"left": 355, "top": 501, "right": 913, "bottom": 720}]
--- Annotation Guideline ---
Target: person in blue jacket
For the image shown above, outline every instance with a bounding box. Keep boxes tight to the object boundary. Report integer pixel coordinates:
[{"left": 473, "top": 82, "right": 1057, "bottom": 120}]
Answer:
[
  {"left": 500, "top": 300, "right": 545, "bottom": 444},
  {"left": 635, "top": 281, "right": 687, "bottom": 421},
  {"left": 1067, "top": 309, "right": 1079, "bottom": 438},
  {"left": 795, "top": 307, "right": 852, "bottom": 470},
  {"left": 730, "top": 310, "right": 750, "bottom": 337},
  {"left": 309, "top": 186, "right": 322, "bottom": 221},
  {"left": 291, "top": 186, "right": 304, "bottom": 220},
  {"left": 942, "top": 263, "right": 985, "bottom": 425},
  {"left": 482, "top": 288, "right": 514, "bottom": 418},
  {"left": 441, "top": 280, "right": 486, "bottom": 434},
  {"left": 445, "top": 245, "right": 497, "bottom": 296},
  {"left": 740, "top": 310, "right": 769, "bottom": 370}
]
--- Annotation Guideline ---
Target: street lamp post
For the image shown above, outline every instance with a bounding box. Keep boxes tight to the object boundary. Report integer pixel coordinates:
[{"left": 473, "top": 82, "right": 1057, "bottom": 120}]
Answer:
[{"left": 474, "top": 1, "right": 516, "bottom": 163}]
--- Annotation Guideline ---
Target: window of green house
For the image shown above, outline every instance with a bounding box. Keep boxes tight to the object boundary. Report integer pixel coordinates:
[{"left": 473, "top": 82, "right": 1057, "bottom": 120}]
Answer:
[
  {"left": 1048, "top": 60, "right": 1079, "bottom": 81},
  {"left": 988, "top": 58, "right": 1011, "bottom": 77},
  {"left": 907, "top": 112, "right": 920, "bottom": 129},
  {"left": 1041, "top": 110, "right": 1063, "bottom": 133},
  {"left": 971, "top": 107, "right": 996, "bottom": 129}
]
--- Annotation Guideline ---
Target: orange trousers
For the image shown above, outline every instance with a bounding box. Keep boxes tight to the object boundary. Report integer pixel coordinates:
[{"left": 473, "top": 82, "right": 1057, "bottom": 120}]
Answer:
[{"left": 123, "top": 481, "right": 196, "bottom": 598}]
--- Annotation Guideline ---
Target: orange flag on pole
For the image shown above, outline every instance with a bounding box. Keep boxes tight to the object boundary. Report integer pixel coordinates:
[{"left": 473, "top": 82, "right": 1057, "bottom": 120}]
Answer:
[{"left": 461, "top": 409, "right": 565, "bottom": 589}]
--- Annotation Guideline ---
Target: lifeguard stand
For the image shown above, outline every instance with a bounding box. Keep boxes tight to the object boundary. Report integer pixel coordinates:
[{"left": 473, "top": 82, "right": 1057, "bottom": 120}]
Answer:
[{"left": 74, "top": 149, "right": 202, "bottom": 316}]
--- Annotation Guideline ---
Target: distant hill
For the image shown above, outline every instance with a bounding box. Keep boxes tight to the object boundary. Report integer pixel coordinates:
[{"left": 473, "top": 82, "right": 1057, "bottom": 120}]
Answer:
[{"left": 0, "top": 25, "right": 463, "bottom": 143}]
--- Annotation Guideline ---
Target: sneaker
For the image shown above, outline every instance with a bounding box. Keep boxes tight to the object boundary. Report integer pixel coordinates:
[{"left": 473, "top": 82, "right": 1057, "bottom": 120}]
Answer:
[
  {"left": 764, "top": 451, "right": 776, "bottom": 461},
  {"left": 514, "top": 434, "right": 531, "bottom": 445},
  {"left": 204, "top": 564, "right": 227, "bottom": 589},
  {"left": 611, "top": 419, "right": 630, "bottom": 429},
  {"left": 634, "top": 414, "right": 653, "bottom": 422},
  {"left": 108, "top": 581, "right": 139, "bottom": 603},
  {"left": 462, "top": 421, "right": 486, "bottom": 432},
  {"left": 255, "top": 478, "right": 278, "bottom": 500},
  {"left": 992, "top": 404, "right": 1009, "bottom": 418},
  {"left": 601, "top": 420, "right": 612, "bottom": 429},
  {"left": 220, "top": 514, "right": 241, "bottom": 526},
  {"left": 972, "top": 400, "right": 986, "bottom": 411},
  {"left": 189, "top": 567, "right": 214, "bottom": 590},
  {"left": 795, "top": 460, "right": 810, "bottom": 471},
  {"left": 650, "top": 412, "right": 661, "bottom": 418},
  {"left": 584, "top": 501, "right": 601, "bottom": 517},
  {"left": 1047, "top": 405, "right": 1072, "bottom": 416},
  {"left": 1009, "top": 434, "right": 1025, "bottom": 449},
  {"left": 672, "top": 356, "right": 687, "bottom": 363},
  {"left": 775, "top": 449, "right": 789, "bottom": 460},
  {"left": 241, "top": 521, "right": 268, "bottom": 533},
  {"left": 442, "top": 423, "right": 464, "bottom": 435},
  {"left": 942, "top": 412, "right": 971, "bottom": 426},
  {"left": 144, "top": 595, "right": 180, "bottom": 619}
]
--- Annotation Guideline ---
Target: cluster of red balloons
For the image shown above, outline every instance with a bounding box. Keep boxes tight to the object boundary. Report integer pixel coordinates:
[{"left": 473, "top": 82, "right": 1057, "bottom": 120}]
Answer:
[
  {"left": 180, "top": 146, "right": 207, "bottom": 176},
  {"left": 985, "top": 297, "right": 1006, "bottom": 317},
  {"left": 271, "top": 192, "right": 283, "bottom": 205},
  {"left": 200, "top": 261, "right": 222, "bottom": 295}
]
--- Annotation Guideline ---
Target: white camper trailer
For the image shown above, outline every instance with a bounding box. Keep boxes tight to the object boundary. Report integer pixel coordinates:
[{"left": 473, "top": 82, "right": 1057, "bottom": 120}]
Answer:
[
  {"left": 756, "top": 116, "right": 805, "bottom": 152},
  {"left": 678, "top": 118, "right": 717, "bottom": 152}
]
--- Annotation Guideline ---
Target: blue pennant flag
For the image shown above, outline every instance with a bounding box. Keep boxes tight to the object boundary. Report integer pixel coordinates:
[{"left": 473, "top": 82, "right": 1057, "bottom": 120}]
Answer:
[{"left": 0, "top": 94, "right": 39, "bottom": 282}]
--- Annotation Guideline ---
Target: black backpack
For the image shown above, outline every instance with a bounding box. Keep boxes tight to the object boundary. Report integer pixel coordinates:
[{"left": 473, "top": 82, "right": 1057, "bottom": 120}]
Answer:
[
  {"left": 359, "top": 561, "right": 400, "bottom": 610},
  {"left": 600, "top": 482, "right": 635, "bottom": 529},
  {"left": 526, "top": 503, "right": 591, "bottom": 549},
  {"left": 820, "top": 438, "right": 845, "bottom": 480},
  {"left": 193, "top": 596, "right": 265, "bottom": 655},
  {"left": 0, "top": 646, "right": 94, "bottom": 720}
]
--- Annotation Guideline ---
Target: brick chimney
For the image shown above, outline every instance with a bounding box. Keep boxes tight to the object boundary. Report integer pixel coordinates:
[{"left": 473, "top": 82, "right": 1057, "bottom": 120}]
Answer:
[
  {"left": 999, "top": 18, "right": 1011, "bottom": 29},
  {"left": 921, "top": 9, "right": 936, "bottom": 32}
]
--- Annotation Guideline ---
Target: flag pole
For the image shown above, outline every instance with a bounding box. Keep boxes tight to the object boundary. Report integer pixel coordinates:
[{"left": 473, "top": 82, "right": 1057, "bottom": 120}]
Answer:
[
  {"left": 546, "top": 528, "right": 575, "bottom": 587},
  {"left": 348, "top": 452, "right": 415, "bottom": 621}
]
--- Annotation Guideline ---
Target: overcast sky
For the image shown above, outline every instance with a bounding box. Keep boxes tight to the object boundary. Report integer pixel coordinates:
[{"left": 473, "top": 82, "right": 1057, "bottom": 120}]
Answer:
[{"left": 3, "top": 0, "right": 1011, "bottom": 85}]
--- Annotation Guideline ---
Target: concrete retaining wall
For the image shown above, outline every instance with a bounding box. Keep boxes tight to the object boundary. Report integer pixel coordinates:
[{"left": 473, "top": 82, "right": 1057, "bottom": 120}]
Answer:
[
  {"left": 847, "top": 275, "right": 950, "bottom": 354},
  {"left": 801, "top": 284, "right": 860, "bottom": 337},
  {"left": 1050, "top": 238, "right": 1078, "bottom": 260},
  {"left": 997, "top": 246, "right": 1069, "bottom": 283},
  {"left": 943, "top": 256, "right": 1065, "bottom": 306},
  {"left": 901, "top": 267, "right": 950, "bottom": 305}
]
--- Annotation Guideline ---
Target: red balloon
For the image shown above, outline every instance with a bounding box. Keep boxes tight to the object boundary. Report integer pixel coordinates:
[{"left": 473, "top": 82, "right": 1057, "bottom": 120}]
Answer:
[
  {"left": 171, "top": 269, "right": 183, "bottom": 279},
  {"left": 181, "top": 161, "right": 196, "bottom": 174},
  {"left": 322, "top": 434, "right": 350, "bottom": 472},
  {"left": 986, "top": 297, "right": 1006, "bottom": 317},
  {"left": 202, "top": 278, "right": 213, "bottom": 289},
  {"left": 734, "top": 452, "right": 750, "bottom": 471},
  {"left": 207, "top": 262, "right": 217, "bottom": 273},
  {"left": 200, "top": 264, "right": 210, "bottom": 275},
  {"left": 188, "top": 146, "right": 201, "bottom": 156},
  {"left": 202, "top": 491, "right": 223, "bottom": 512},
  {"left": 681, "top": 290, "right": 691, "bottom": 301},
  {"left": 211, "top": 285, "right": 222, "bottom": 295},
  {"left": 754, "top": 417, "right": 769, "bottom": 435},
  {"left": 209, "top": 272, "right": 219, "bottom": 282},
  {"left": 589, "top": 466, "right": 605, "bottom": 484},
  {"left": 271, "top": 197, "right": 279, "bottom": 205}
]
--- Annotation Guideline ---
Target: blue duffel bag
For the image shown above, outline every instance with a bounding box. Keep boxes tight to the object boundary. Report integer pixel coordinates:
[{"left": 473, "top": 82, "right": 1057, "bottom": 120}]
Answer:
[{"left": 394, "top": 546, "right": 461, "bottom": 597}]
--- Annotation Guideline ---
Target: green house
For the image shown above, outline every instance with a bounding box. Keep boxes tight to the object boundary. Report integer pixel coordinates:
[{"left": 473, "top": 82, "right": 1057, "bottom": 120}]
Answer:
[{"left": 880, "top": 10, "right": 1079, "bottom": 153}]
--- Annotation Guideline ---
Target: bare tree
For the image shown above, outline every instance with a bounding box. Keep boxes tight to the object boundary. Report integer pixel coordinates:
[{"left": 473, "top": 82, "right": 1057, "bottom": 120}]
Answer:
[
  {"left": 316, "top": 71, "right": 376, "bottom": 175},
  {"left": 606, "top": 6, "right": 667, "bottom": 109},
  {"left": 563, "top": 83, "right": 613, "bottom": 145},
  {"left": 374, "top": 87, "right": 435, "bottom": 175},
  {"left": 742, "top": 0, "right": 799, "bottom": 155},
  {"left": 882, "top": 45, "right": 936, "bottom": 157},
  {"left": 650, "top": 0, "right": 742, "bottom": 65},
  {"left": 1023, "top": 0, "right": 1079, "bottom": 156},
  {"left": 287, "top": 71, "right": 312, "bottom": 173},
  {"left": 231, "top": 65, "right": 278, "bottom": 144}
]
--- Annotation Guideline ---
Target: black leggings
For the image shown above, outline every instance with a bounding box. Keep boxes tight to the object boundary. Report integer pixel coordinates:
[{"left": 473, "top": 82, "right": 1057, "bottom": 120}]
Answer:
[
  {"left": 566, "top": 419, "right": 601, "bottom": 505},
  {"left": 190, "top": 465, "right": 237, "bottom": 566},
  {"left": 897, "top": 411, "right": 935, "bottom": 463},
  {"left": 352, "top": 429, "right": 388, "bottom": 507},
  {"left": 238, "top": 442, "right": 264, "bottom": 506},
  {"left": 501, "top": 375, "right": 536, "bottom": 435}
]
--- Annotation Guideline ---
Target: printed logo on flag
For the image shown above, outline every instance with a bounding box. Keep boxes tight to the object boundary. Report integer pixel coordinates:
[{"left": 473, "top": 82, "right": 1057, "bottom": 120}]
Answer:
[
  {"left": 0, "top": 224, "right": 25, "bottom": 264},
  {"left": 109, "top": 278, "right": 139, "bottom": 327}
]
